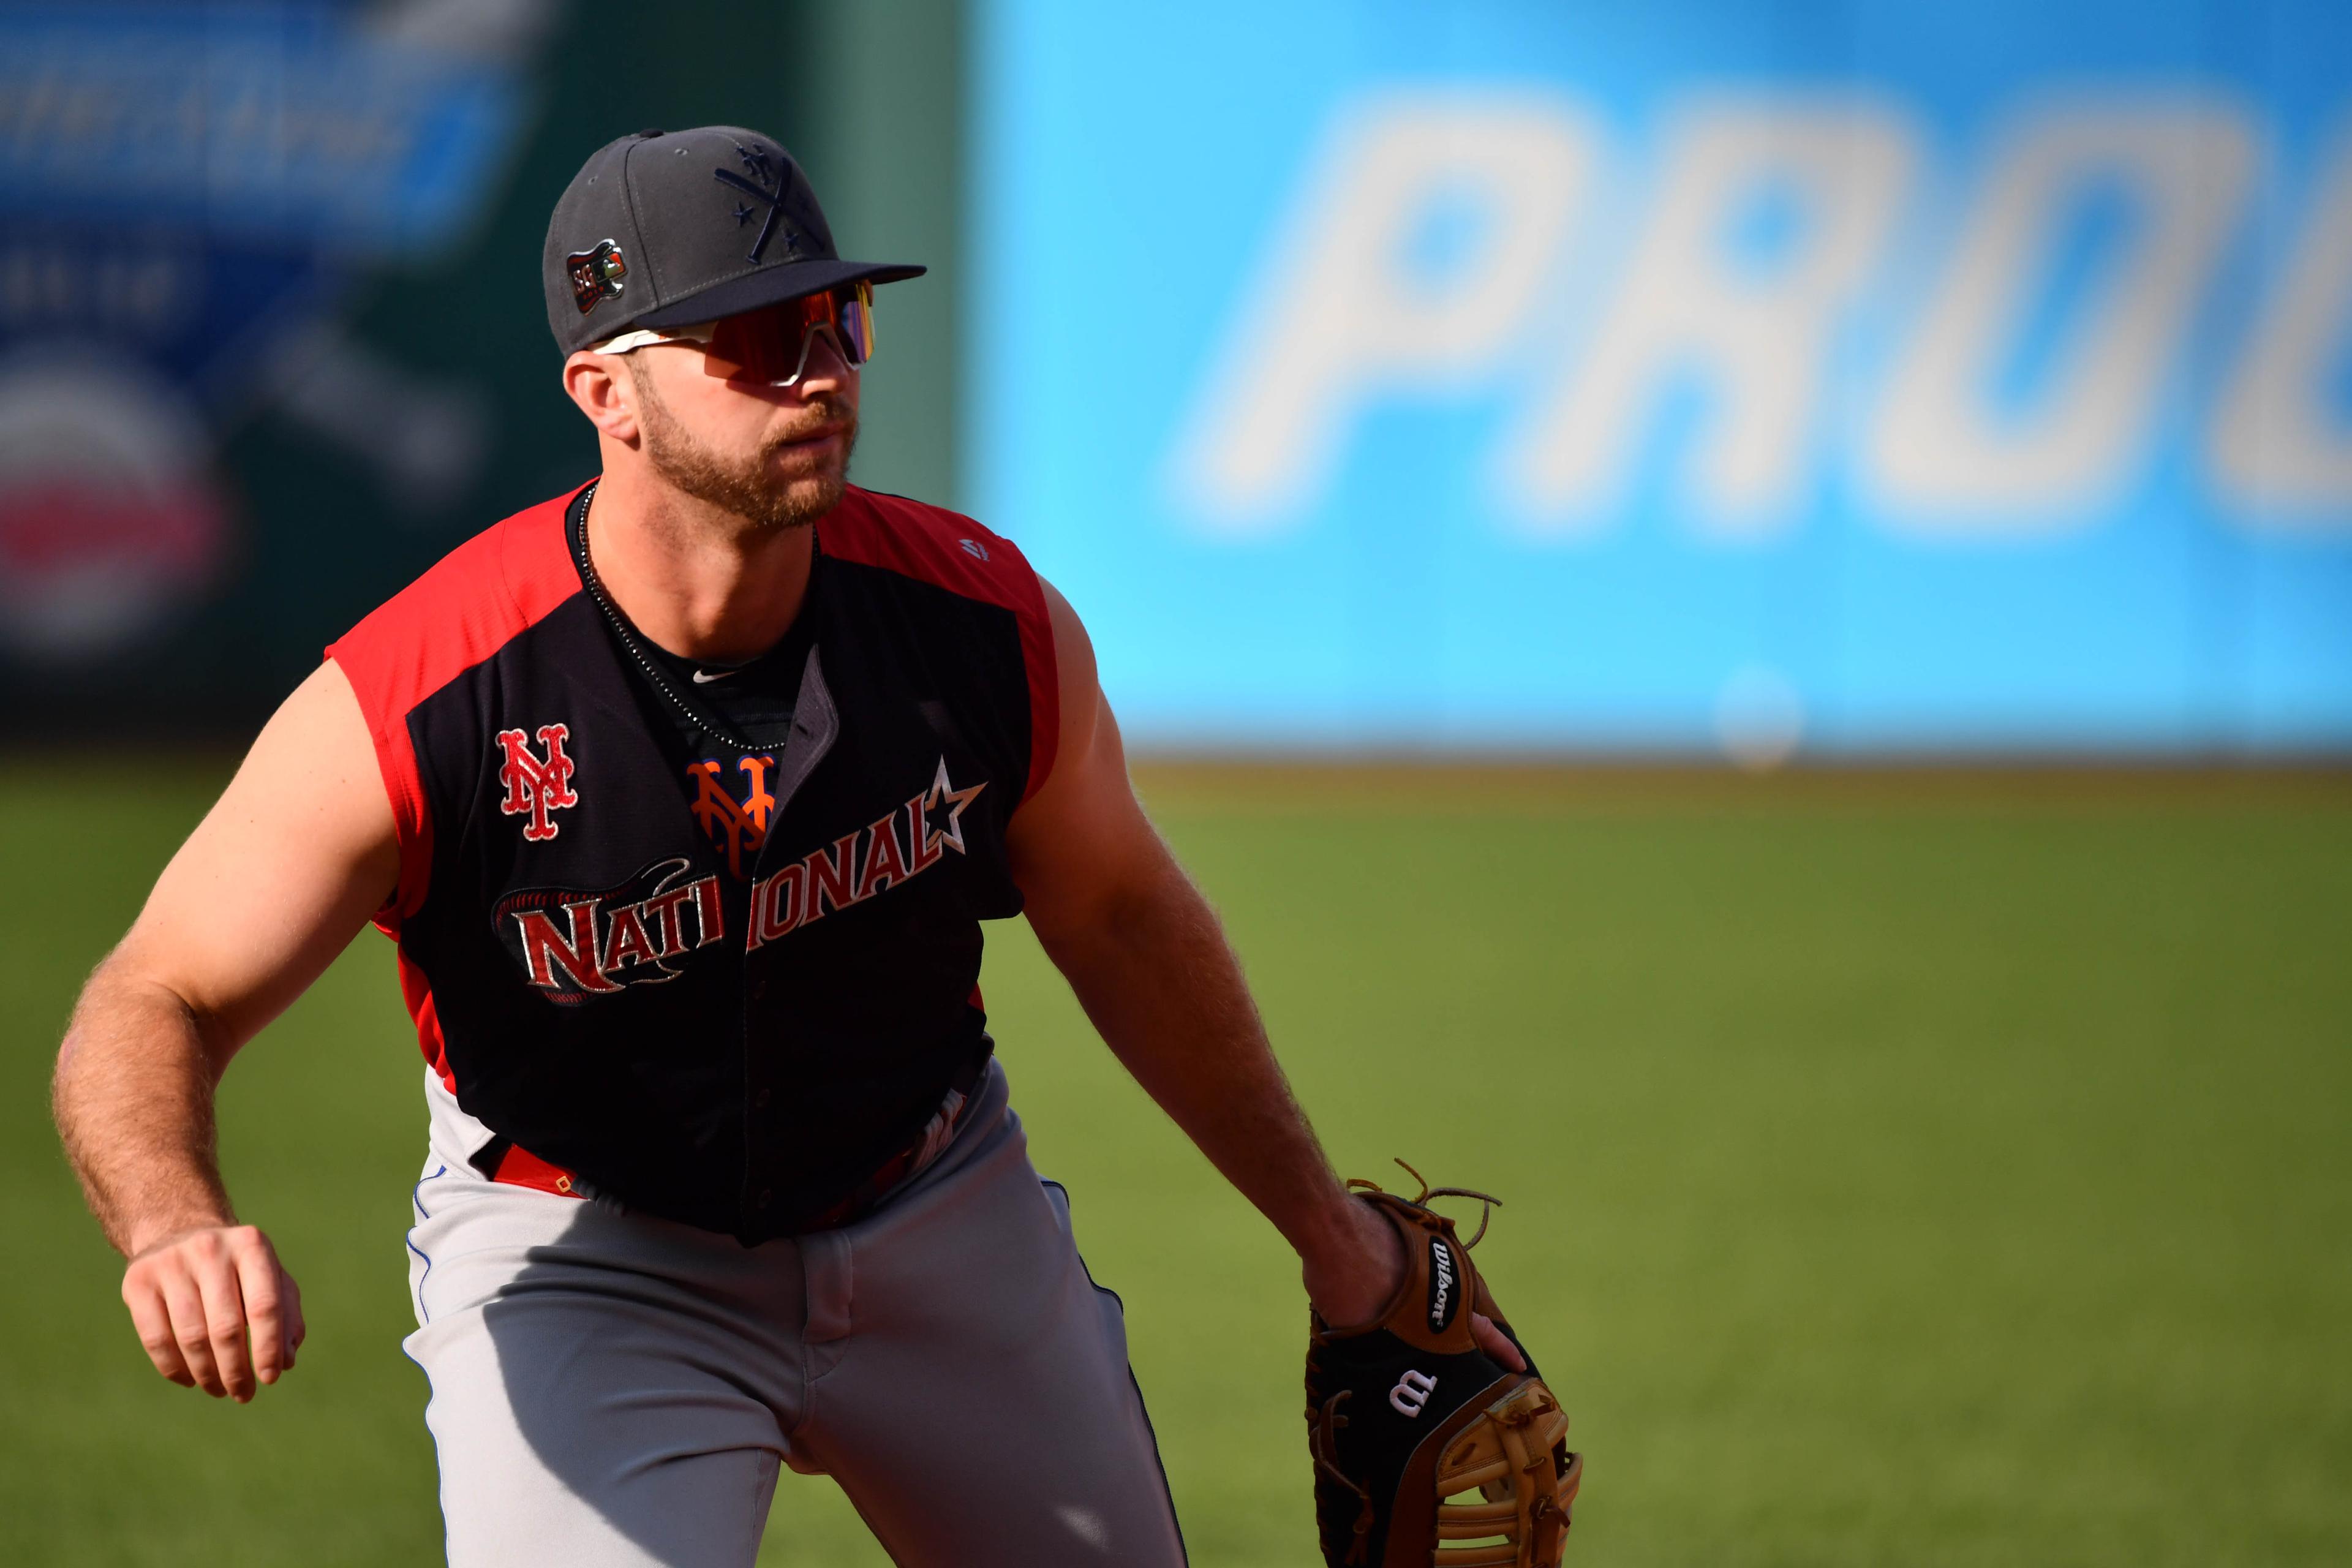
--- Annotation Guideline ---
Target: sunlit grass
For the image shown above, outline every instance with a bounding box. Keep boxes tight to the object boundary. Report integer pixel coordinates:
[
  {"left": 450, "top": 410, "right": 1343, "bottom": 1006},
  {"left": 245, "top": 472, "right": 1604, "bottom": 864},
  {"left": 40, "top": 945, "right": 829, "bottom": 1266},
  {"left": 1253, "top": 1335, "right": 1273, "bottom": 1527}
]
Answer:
[{"left": 2, "top": 762, "right": 2345, "bottom": 1566}]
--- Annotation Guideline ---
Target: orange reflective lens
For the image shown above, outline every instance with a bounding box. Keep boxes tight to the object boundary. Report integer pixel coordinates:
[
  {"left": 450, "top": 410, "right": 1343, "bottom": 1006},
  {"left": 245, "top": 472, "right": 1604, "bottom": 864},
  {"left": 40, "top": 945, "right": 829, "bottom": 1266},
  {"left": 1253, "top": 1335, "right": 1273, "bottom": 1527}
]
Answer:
[{"left": 700, "top": 281, "right": 876, "bottom": 385}]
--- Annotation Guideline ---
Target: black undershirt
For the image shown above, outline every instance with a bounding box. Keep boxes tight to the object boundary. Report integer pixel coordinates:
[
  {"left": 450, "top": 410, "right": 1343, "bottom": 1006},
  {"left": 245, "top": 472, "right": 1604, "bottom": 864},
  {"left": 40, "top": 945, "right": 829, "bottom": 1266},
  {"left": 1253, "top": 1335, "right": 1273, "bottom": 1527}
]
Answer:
[{"left": 638, "top": 627, "right": 805, "bottom": 750}]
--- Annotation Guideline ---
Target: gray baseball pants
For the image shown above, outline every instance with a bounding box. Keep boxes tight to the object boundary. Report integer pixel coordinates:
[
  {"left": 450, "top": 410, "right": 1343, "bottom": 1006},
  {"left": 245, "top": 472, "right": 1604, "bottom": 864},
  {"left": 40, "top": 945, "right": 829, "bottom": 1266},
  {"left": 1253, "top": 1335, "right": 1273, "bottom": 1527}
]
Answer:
[{"left": 402, "top": 1060, "right": 1188, "bottom": 1566}]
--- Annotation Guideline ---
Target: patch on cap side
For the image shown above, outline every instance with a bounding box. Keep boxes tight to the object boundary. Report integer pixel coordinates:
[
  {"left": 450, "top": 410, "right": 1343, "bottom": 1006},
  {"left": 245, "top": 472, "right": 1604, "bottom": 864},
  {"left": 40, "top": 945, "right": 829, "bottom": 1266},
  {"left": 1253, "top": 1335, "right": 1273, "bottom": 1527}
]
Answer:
[{"left": 567, "top": 240, "right": 627, "bottom": 315}]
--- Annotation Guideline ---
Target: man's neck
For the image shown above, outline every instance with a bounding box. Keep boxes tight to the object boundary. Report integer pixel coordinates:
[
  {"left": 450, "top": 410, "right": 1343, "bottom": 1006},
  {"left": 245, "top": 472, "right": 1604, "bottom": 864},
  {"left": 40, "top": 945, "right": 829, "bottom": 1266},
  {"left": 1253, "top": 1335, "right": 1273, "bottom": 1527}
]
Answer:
[{"left": 584, "top": 468, "right": 823, "bottom": 665}]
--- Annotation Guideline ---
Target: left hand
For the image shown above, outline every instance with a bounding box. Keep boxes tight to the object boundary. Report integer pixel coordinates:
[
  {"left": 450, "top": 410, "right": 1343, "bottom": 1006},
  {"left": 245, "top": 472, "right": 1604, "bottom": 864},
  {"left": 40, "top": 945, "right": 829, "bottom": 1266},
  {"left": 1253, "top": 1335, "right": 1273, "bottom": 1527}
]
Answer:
[{"left": 1301, "top": 1196, "right": 1526, "bottom": 1371}]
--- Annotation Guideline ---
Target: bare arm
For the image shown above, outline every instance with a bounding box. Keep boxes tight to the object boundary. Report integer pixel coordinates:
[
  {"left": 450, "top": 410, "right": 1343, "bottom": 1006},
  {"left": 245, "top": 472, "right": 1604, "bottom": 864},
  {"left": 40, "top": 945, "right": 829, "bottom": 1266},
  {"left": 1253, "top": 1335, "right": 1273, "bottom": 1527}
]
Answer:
[
  {"left": 1007, "top": 584, "right": 1518, "bottom": 1360},
  {"left": 53, "top": 660, "right": 399, "bottom": 1400}
]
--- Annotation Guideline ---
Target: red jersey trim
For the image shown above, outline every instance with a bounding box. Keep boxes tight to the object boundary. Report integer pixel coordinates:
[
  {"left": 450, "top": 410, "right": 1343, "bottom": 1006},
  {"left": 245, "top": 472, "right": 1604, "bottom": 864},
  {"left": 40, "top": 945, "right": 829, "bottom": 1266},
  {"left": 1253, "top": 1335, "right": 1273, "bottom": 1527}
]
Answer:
[
  {"left": 817, "top": 487, "right": 1061, "bottom": 803},
  {"left": 398, "top": 950, "right": 455, "bottom": 1093},
  {"left": 491, "top": 1142, "right": 585, "bottom": 1199},
  {"left": 326, "top": 482, "right": 590, "bottom": 932}
]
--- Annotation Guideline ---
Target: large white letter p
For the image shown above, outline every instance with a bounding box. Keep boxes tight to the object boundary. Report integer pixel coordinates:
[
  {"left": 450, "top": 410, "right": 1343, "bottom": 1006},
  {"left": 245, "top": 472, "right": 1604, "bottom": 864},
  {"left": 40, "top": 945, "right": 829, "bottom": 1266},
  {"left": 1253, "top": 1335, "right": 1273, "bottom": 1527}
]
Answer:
[{"left": 1166, "top": 93, "right": 1596, "bottom": 535}]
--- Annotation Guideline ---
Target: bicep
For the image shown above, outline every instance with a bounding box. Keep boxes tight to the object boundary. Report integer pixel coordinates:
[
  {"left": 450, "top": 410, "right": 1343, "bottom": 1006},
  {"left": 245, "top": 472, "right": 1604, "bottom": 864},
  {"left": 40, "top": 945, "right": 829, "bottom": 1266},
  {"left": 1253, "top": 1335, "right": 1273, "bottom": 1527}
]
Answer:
[
  {"left": 1006, "top": 579, "right": 1169, "bottom": 932},
  {"left": 113, "top": 661, "right": 400, "bottom": 1058}
]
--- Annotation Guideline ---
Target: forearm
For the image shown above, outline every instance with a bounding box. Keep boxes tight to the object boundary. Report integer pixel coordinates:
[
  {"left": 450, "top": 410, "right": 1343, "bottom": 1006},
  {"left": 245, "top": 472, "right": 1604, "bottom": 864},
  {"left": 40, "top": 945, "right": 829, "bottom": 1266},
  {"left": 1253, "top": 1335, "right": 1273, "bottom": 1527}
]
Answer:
[
  {"left": 1035, "top": 851, "right": 1358, "bottom": 1260},
  {"left": 53, "top": 959, "right": 237, "bottom": 1256}
]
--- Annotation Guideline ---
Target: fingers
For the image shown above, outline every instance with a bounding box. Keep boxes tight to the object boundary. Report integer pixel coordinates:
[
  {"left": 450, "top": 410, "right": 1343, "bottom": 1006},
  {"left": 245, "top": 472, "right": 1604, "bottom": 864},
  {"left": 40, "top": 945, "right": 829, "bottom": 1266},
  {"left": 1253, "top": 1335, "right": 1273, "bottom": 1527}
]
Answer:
[
  {"left": 230, "top": 1230, "right": 291, "bottom": 1385},
  {"left": 202, "top": 1234, "right": 261, "bottom": 1401},
  {"left": 120, "top": 1225, "right": 301, "bottom": 1402},
  {"left": 285, "top": 1267, "right": 308, "bottom": 1357},
  {"left": 157, "top": 1262, "right": 227, "bottom": 1396},
  {"left": 121, "top": 1272, "right": 195, "bottom": 1387},
  {"left": 1472, "top": 1310, "right": 1528, "bottom": 1373}
]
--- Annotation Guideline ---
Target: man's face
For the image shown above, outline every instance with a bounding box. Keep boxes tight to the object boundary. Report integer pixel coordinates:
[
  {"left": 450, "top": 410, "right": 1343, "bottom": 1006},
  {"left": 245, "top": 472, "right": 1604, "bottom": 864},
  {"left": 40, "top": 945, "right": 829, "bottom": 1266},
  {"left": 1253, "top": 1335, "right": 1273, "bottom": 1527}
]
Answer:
[{"left": 624, "top": 324, "right": 861, "bottom": 532}]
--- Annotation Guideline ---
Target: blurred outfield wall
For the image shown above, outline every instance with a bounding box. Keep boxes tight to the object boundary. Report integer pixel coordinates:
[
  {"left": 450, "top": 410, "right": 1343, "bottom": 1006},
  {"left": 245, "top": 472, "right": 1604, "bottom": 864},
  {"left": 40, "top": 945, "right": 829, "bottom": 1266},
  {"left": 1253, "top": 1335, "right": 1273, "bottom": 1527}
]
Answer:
[
  {"left": 0, "top": 0, "right": 960, "bottom": 742},
  {"left": 970, "top": 0, "right": 2352, "bottom": 757},
  {"left": 4, "top": 0, "right": 2348, "bottom": 760}
]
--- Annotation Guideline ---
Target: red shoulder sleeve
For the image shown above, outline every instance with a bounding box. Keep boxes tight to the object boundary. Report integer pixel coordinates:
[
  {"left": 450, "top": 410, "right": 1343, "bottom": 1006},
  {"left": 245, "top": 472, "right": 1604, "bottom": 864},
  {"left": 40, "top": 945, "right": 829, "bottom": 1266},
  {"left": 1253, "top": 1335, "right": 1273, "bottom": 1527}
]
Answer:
[
  {"left": 819, "top": 488, "right": 1061, "bottom": 803},
  {"left": 325, "top": 484, "right": 587, "bottom": 930}
]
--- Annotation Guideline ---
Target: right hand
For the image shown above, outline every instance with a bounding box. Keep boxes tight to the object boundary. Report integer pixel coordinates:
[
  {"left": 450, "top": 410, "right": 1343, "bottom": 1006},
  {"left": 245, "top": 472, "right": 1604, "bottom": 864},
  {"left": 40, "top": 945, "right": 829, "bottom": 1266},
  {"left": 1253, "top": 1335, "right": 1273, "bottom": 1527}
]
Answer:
[{"left": 121, "top": 1223, "right": 305, "bottom": 1402}]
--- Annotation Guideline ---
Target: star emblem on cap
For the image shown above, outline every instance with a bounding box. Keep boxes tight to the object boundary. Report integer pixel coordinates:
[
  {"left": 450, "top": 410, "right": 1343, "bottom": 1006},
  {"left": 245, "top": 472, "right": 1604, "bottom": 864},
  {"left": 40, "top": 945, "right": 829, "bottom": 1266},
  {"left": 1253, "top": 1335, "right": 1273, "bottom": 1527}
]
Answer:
[
  {"left": 734, "top": 140, "right": 776, "bottom": 186},
  {"left": 921, "top": 759, "right": 987, "bottom": 858},
  {"left": 714, "top": 140, "right": 799, "bottom": 263}
]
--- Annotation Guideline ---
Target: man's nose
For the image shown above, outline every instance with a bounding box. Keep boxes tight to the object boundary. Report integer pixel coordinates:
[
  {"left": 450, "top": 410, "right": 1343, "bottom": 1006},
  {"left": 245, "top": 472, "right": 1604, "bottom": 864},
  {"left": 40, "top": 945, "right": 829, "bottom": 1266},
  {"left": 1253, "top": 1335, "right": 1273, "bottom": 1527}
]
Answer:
[{"left": 792, "top": 325, "right": 855, "bottom": 394}]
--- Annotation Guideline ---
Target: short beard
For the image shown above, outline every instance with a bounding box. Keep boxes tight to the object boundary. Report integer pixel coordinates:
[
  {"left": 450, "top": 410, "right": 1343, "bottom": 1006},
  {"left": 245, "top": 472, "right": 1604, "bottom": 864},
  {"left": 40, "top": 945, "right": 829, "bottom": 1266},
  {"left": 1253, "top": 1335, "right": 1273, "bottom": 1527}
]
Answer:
[{"left": 633, "top": 365, "right": 857, "bottom": 532}]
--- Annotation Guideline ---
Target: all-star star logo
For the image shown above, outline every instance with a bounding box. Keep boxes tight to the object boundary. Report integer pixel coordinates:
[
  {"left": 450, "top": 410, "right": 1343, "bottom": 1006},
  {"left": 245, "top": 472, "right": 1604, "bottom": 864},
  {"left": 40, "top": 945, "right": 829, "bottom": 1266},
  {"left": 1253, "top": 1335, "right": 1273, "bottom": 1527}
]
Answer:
[
  {"left": 734, "top": 139, "right": 776, "bottom": 188},
  {"left": 921, "top": 758, "right": 986, "bottom": 857},
  {"left": 740, "top": 756, "right": 990, "bottom": 951}
]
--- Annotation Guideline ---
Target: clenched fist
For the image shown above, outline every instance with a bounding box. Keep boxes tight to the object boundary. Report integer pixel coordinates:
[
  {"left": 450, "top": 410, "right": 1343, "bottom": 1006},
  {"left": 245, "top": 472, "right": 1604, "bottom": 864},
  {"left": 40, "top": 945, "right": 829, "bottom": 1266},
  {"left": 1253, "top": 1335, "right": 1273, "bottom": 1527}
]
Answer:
[{"left": 121, "top": 1223, "right": 306, "bottom": 1402}]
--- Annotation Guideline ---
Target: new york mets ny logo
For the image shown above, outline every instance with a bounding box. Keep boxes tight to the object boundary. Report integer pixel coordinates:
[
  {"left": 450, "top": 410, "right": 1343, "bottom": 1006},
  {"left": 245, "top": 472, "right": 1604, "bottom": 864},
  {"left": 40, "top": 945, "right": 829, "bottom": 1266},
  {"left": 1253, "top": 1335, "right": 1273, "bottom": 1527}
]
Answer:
[
  {"left": 496, "top": 724, "right": 579, "bottom": 842},
  {"left": 687, "top": 755, "right": 776, "bottom": 878}
]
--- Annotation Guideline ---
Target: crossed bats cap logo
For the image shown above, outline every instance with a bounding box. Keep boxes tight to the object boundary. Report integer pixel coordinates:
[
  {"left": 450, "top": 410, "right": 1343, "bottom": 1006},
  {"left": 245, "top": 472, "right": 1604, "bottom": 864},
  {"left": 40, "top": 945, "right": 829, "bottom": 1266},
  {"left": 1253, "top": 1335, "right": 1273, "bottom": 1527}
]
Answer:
[
  {"left": 541, "top": 125, "right": 925, "bottom": 356},
  {"left": 714, "top": 139, "right": 802, "bottom": 265}
]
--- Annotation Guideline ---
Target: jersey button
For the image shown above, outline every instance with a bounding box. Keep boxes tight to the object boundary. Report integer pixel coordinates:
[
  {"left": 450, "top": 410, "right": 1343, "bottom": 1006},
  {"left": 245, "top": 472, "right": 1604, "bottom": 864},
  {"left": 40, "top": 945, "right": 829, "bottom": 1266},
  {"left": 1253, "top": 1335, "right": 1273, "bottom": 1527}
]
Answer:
[
  {"left": 753, "top": 1087, "right": 772, "bottom": 1109},
  {"left": 755, "top": 1188, "right": 773, "bottom": 1209}
]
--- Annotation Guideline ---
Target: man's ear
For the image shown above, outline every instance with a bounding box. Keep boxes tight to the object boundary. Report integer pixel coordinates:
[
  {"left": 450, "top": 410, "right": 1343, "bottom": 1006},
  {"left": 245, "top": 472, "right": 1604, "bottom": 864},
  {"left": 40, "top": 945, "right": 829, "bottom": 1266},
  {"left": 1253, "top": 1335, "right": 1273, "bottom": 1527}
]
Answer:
[{"left": 562, "top": 351, "right": 641, "bottom": 445}]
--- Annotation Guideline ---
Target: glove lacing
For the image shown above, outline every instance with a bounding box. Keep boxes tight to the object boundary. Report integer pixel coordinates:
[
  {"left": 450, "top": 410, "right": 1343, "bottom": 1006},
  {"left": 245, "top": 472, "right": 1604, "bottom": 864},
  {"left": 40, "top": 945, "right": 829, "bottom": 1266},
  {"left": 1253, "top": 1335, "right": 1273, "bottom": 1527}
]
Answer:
[
  {"left": 1305, "top": 1317, "right": 1376, "bottom": 1566},
  {"left": 1349, "top": 1161, "right": 1502, "bottom": 1248}
]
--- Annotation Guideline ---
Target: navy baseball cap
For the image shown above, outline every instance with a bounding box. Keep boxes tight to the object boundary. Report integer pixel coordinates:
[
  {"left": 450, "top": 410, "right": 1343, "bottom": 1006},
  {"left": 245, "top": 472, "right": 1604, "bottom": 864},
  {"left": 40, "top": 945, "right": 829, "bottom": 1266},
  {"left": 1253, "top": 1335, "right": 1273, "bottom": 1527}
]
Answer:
[{"left": 542, "top": 126, "right": 925, "bottom": 356}]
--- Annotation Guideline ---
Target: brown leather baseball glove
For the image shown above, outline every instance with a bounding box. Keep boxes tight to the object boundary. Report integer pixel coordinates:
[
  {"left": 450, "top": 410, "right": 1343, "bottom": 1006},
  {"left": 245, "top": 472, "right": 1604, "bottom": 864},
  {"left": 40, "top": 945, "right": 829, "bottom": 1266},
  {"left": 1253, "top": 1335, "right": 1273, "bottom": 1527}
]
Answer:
[{"left": 1305, "top": 1165, "right": 1582, "bottom": 1567}]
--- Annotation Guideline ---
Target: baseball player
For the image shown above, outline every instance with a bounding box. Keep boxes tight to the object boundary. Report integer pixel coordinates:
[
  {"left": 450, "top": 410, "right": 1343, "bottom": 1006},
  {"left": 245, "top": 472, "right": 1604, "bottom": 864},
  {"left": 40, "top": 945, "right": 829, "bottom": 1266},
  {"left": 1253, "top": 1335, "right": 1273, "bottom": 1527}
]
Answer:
[{"left": 51, "top": 127, "right": 1528, "bottom": 1566}]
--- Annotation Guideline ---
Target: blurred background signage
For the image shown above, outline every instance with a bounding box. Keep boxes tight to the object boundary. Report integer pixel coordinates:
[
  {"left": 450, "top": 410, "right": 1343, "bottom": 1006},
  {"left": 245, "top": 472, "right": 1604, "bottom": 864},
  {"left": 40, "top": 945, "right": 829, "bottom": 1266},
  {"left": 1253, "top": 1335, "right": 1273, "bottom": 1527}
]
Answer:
[
  {"left": 0, "top": 0, "right": 962, "bottom": 743},
  {"left": 0, "top": 0, "right": 538, "bottom": 662},
  {"left": 0, "top": 0, "right": 2340, "bottom": 761},
  {"left": 971, "top": 0, "right": 2352, "bottom": 756}
]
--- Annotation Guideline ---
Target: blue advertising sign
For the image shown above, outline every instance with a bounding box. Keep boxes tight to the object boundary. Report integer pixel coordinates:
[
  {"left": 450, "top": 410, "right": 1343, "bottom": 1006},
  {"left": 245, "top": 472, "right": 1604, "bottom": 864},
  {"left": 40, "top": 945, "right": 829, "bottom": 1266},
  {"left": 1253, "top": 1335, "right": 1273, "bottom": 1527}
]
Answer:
[{"left": 970, "top": 0, "right": 2352, "bottom": 755}]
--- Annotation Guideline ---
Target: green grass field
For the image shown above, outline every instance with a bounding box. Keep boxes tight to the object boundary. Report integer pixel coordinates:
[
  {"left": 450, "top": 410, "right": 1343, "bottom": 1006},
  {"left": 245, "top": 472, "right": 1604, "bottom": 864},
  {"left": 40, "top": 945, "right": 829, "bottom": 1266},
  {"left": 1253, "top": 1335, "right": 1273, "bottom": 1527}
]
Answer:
[{"left": 2, "top": 761, "right": 2346, "bottom": 1567}]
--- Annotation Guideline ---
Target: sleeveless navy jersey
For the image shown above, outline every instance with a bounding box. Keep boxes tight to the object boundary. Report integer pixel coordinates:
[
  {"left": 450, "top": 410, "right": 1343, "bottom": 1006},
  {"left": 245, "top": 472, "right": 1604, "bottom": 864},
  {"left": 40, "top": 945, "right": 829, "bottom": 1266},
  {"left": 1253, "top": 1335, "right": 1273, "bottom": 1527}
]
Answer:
[{"left": 328, "top": 481, "right": 1058, "bottom": 1243}]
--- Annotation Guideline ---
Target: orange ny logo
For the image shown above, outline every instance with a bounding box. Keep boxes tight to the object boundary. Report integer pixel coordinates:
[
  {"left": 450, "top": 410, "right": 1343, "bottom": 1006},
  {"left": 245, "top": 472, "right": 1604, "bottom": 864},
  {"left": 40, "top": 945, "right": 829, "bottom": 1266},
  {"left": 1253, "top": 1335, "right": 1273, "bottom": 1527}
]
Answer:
[
  {"left": 688, "top": 755, "right": 777, "bottom": 878},
  {"left": 496, "top": 724, "right": 579, "bottom": 842}
]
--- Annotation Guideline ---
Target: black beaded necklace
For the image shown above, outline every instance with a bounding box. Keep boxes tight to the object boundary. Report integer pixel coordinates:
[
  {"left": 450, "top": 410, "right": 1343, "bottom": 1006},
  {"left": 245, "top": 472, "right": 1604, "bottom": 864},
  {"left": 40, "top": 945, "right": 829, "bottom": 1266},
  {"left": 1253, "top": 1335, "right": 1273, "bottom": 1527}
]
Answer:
[{"left": 567, "top": 480, "right": 782, "bottom": 756}]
